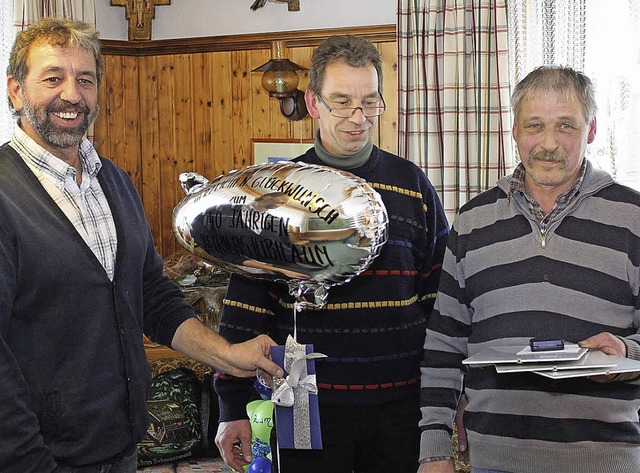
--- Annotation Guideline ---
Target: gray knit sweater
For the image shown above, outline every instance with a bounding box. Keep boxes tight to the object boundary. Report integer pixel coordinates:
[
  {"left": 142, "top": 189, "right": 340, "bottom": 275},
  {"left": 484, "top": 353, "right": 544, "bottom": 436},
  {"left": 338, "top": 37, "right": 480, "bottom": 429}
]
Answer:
[{"left": 420, "top": 160, "right": 640, "bottom": 473}]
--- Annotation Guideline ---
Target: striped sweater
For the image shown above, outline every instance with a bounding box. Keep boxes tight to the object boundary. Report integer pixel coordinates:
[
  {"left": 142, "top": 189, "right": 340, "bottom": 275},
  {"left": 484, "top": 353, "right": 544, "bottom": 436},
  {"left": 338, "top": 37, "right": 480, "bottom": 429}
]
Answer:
[
  {"left": 215, "top": 146, "right": 449, "bottom": 421},
  {"left": 419, "top": 160, "right": 640, "bottom": 473}
]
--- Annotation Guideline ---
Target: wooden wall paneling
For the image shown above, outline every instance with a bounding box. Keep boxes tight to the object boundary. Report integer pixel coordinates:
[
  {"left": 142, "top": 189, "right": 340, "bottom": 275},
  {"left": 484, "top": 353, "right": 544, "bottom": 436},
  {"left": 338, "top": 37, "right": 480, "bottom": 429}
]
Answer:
[
  {"left": 210, "top": 51, "right": 234, "bottom": 178},
  {"left": 156, "top": 54, "right": 180, "bottom": 258},
  {"left": 171, "top": 53, "right": 196, "bottom": 257},
  {"left": 173, "top": 54, "right": 195, "bottom": 180},
  {"left": 94, "top": 56, "right": 114, "bottom": 160},
  {"left": 248, "top": 48, "right": 273, "bottom": 143},
  {"left": 139, "top": 55, "right": 164, "bottom": 255},
  {"left": 97, "top": 55, "right": 145, "bottom": 196},
  {"left": 248, "top": 48, "right": 289, "bottom": 141},
  {"left": 121, "top": 56, "right": 143, "bottom": 190},
  {"left": 269, "top": 87, "right": 292, "bottom": 141},
  {"left": 271, "top": 101, "right": 290, "bottom": 140},
  {"left": 288, "top": 45, "right": 310, "bottom": 91},
  {"left": 172, "top": 53, "right": 194, "bottom": 179},
  {"left": 191, "top": 52, "right": 215, "bottom": 179},
  {"left": 231, "top": 50, "right": 253, "bottom": 170},
  {"left": 98, "top": 56, "right": 142, "bottom": 190},
  {"left": 378, "top": 41, "right": 398, "bottom": 156},
  {"left": 287, "top": 45, "right": 314, "bottom": 140}
]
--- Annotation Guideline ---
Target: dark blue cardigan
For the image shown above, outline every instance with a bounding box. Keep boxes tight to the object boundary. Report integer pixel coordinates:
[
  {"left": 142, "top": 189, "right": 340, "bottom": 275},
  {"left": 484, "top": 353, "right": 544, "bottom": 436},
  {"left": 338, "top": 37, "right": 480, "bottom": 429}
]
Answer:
[{"left": 0, "top": 143, "right": 195, "bottom": 471}]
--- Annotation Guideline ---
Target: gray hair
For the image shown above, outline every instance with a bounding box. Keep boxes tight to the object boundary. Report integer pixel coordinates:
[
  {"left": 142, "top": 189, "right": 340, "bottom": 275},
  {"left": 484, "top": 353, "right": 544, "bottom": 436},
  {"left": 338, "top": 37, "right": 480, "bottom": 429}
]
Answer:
[
  {"left": 511, "top": 66, "right": 597, "bottom": 123},
  {"left": 308, "top": 35, "right": 383, "bottom": 95}
]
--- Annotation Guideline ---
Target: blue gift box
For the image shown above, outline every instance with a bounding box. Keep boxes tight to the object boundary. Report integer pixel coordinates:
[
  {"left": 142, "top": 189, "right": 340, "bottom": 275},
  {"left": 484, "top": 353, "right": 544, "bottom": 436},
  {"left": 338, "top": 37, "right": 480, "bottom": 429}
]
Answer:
[{"left": 270, "top": 342, "right": 323, "bottom": 450}]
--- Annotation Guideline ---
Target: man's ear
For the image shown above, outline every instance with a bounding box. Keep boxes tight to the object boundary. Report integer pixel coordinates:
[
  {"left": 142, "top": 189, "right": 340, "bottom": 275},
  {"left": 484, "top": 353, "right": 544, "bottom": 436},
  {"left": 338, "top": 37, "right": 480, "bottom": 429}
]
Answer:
[
  {"left": 7, "top": 76, "right": 24, "bottom": 112},
  {"left": 587, "top": 117, "right": 597, "bottom": 144},
  {"left": 304, "top": 89, "right": 321, "bottom": 119}
]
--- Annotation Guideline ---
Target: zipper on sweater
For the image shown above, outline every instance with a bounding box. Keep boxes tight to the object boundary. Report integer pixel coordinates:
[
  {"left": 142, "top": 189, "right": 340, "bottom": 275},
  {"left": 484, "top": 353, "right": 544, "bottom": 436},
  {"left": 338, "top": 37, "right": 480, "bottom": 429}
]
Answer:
[{"left": 541, "top": 228, "right": 546, "bottom": 248}]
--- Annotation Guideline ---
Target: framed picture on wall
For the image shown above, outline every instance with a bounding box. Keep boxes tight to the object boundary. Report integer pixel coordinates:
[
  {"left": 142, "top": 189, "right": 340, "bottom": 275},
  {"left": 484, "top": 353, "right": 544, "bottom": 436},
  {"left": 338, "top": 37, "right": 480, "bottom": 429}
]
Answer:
[{"left": 252, "top": 139, "right": 314, "bottom": 165}]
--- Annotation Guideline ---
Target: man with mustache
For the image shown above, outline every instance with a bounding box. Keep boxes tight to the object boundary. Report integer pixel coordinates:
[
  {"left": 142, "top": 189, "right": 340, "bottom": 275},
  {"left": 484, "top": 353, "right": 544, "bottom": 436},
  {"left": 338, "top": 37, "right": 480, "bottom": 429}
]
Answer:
[
  {"left": 418, "top": 66, "right": 640, "bottom": 473},
  {"left": 0, "top": 18, "right": 283, "bottom": 472}
]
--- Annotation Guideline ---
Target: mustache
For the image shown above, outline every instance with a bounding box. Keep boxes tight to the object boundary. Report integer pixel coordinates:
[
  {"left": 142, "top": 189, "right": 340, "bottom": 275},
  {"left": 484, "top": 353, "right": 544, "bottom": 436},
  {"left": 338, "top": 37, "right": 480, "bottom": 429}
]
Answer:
[{"left": 530, "top": 150, "right": 567, "bottom": 163}]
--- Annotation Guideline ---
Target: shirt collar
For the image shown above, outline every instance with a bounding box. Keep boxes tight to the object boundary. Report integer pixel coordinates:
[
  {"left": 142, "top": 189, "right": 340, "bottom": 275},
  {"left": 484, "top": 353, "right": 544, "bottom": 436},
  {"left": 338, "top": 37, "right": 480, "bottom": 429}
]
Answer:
[
  {"left": 10, "top": 124, "right": 102, "bottom": 182},
  {"left": 508, "top": 160, "right": 587, "bottom": 222},
  {"left": 508, "top": 160, "right": 586, "bottom": 201}
]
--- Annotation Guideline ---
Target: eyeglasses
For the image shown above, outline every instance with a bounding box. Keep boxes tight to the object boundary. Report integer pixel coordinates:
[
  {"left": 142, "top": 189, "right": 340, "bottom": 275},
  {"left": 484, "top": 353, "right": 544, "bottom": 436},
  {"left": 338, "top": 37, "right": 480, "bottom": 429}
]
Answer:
[{"left": 316, "top": 94, "right": 386, "bottom": 118}]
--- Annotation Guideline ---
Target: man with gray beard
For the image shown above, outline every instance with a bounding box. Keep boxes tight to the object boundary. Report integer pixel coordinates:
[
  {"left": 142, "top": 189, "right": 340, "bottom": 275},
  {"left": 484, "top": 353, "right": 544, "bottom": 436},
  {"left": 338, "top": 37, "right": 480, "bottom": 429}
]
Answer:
[{"left": 0, "top": 18, "right": 283, "bottom": 473}]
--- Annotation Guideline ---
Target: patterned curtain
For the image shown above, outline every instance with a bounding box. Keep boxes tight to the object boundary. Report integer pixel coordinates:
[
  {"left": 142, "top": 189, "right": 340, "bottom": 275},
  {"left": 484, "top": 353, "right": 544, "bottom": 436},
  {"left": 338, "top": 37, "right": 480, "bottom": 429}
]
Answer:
[
  {"left": 508, "top": 0, "right": 640, "bottom": 191},
  {"left": 15, "top": 0, "right": 95, "bottom": 28},
  {"left": 397, "top": 0, "right": 514, "bottom": 221}
]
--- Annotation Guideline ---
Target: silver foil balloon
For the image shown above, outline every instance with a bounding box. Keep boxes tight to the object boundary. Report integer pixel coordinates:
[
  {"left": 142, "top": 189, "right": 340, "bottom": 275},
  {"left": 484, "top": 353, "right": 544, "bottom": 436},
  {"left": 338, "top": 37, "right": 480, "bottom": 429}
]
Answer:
[{"left": 173, "top": 161, "right": 388, "bottom": 308}]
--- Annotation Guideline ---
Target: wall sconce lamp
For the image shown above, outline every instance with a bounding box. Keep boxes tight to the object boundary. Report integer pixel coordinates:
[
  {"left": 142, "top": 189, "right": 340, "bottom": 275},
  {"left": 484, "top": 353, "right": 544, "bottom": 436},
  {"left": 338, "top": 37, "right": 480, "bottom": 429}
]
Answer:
[{"left": 252, "top": 41, "right": 308, "bottom": 121}]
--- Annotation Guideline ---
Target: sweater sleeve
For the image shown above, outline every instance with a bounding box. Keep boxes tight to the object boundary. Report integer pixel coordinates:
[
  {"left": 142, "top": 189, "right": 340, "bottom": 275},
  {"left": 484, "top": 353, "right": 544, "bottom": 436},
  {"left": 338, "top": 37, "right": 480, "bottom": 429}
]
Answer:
[
  {"left": 417, "top": 178, "right": 449, "bottom": 311},
  {"left": 419, "top": 224, "right": 471, "bottom": 462},
  {"left": 613, "top": 333, "right": 640, "bottom": 384},
  {"left": 139, "top": 224, "right": 197, "bottom": 347},
  {"left": 622, "top": 289, "right": 640, "bottom": 368},
  {"left": 213, "top": 273, "right": 276, "bottom": 422}
]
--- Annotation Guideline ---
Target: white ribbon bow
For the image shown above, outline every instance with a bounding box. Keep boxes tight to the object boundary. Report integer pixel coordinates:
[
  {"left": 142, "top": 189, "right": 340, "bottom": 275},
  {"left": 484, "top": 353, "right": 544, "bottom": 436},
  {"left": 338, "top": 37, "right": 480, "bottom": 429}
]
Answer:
[{"left": 271, "top": 335, "right": 326, "bottom": 407}]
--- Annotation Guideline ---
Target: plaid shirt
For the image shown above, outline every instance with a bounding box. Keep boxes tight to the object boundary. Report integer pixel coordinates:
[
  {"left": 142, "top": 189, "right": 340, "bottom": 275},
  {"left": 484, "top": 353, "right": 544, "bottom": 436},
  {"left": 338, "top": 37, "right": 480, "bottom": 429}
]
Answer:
[
  {"left": 9, "top": 126, "right": 118, "bottom": 280},
  {"left": 508, "top": 161, "right": 586, "bottom": 228}
]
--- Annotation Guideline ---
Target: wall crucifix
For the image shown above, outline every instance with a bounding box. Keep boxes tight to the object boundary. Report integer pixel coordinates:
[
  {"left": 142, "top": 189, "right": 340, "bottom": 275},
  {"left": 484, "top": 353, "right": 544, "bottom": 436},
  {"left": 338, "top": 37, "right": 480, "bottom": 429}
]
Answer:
[{"left": 110, "top": 0, "right": 171, "bottom": 41}]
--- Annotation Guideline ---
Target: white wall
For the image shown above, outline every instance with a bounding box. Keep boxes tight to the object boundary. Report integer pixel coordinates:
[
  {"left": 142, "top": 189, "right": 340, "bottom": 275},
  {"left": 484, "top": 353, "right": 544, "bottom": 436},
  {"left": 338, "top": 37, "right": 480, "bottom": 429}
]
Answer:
[{"left": 95, "top": 0, "right": 396, "bottom": 41}]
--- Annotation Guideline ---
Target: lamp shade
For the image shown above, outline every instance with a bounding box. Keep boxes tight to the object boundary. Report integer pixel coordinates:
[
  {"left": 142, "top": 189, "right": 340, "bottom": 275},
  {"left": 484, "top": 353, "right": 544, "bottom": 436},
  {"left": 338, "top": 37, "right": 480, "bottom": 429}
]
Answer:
[{"left": 253, "top": 58, "right": 306, "bottom": 98}]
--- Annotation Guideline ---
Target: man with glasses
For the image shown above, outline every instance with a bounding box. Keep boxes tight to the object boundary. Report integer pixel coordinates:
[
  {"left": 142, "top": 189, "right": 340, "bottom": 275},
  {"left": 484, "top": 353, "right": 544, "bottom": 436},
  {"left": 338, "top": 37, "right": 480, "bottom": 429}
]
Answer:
[{"left": 214, "top": 35, "right": 449, "bottom": 473}]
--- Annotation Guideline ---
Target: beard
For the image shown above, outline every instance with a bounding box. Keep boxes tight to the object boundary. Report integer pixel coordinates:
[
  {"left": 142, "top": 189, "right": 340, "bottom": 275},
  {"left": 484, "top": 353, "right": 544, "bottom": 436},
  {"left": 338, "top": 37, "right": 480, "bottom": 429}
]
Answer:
[{"left": 21, "top": 96, "right": 99, "bottom": 149}]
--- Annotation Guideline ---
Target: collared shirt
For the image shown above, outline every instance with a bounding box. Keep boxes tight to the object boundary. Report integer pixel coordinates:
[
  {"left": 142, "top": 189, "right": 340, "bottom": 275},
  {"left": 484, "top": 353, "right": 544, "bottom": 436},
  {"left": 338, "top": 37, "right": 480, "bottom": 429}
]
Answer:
[
  {"left": 9, "top": 125, "right": 118, "bottom": 280},
  {"left": 508, "top": 160, "right": 586, "bottom": 228}
]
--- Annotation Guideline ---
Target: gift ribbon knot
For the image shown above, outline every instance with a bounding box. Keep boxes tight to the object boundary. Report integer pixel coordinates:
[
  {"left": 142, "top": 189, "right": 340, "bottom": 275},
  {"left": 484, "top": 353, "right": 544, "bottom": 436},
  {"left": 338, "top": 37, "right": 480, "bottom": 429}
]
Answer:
[
  {"left": 271, "top": 335, "right": 326, "bottom": 407},
  {"left": 272, "top": 356, "right": 324, "bottom": 407}
]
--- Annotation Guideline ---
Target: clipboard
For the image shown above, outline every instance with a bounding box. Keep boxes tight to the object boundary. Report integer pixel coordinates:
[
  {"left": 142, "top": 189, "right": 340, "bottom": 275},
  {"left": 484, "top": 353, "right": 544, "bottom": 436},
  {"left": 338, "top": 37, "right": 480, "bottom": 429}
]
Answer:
[
  {"left": 533, "top": 355, "right": 640, "bottom": 379},
  {"left": 494, "top": 349, "right": 617, "bottom": 373},
  {"left": 462, "top": 344, "right": 588, "bottom": 366}
]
